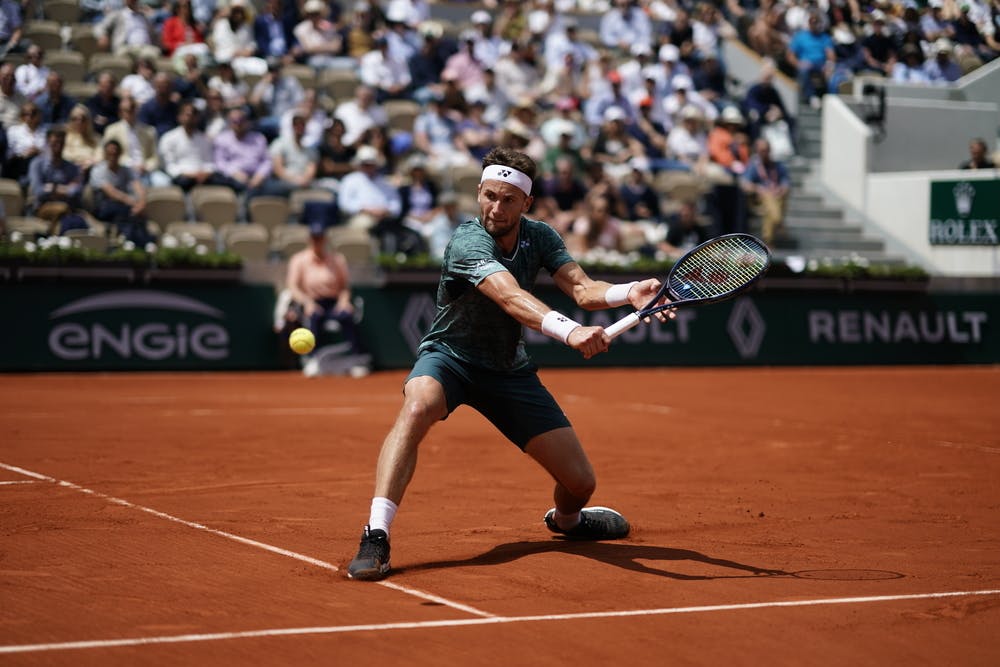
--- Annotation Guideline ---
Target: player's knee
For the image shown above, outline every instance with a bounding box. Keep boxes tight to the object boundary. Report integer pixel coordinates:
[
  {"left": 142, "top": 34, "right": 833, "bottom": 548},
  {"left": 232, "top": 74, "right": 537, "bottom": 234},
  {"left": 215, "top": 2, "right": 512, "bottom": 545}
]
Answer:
[
  {"left": 564, "top": 471, "right": 596, "bottom": 501},
  {"left": 400, "top": 394, "right": 446, "bottom": 426}
]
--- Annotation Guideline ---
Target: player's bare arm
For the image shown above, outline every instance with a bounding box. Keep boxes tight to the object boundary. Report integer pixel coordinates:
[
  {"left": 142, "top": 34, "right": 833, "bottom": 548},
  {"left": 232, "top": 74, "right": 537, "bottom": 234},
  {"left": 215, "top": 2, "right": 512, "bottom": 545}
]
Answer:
[
  {"left": 478, "top": 271, "right": 609, "bottom": 359},
  {"left": 552, "top": 262, "right": 672, "bottom": 321}
]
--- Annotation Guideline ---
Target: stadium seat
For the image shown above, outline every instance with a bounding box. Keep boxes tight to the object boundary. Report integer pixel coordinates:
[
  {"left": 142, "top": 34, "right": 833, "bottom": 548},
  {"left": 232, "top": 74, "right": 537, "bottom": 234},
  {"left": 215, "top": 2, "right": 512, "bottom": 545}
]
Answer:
[
  {"left": 328, "top": 226, "right": 376, "bottom": 265},
  {"left": 44, "top": 0, "right": 81, "bottom": 24},
  {"left": 165, "top": 221, "right": 217, "bottom": 246},
  {"left": 319, "top": 69, "right": 360, "bottom": 103},
  {"left": 384, "top": 100, "right": 420, "bottom": 134},
  {"left": 46, "top": 51, "right": 87, "bottom": 83},
  {"left": 63, "top": 229, "right": 106, "bottom": 251},
  {"left": 64, "top": 80, "right": 98, "bottom": 99},
  {"left": 143, "top": 186, "right": 188, "bottom": 226},
  {"left": 88, "top": 53, "right": 135, "bottom": 81},
  {"left": 654, "top": 170, "right": 707, "bottom": 203},
  {"left": 190, "top": 185, "right": 238, "bottom": 227},
  {"left": 271, "top": 224, "right": 310, "bottom": 259},
  {"left": 289, "top": 188, "right": 334, "bottom": 219},
  {"left": 69, "top": 24, "right": 98, "bottom": 59},
  {"left": 23, "top": 21, "right": 63, "bottom": 51},
  {"left": 0, "top": 178, "right": 24, "bottom": 216},
  {"left": 222, "top": 223, "right": 270, "bottom": 261},
  {"left": 6, "top": 216, "right": 49, "bottom": 236},
  {"left": 283, "top": 63, "right": 316, "bottom": 89},
  {"left": 248, "top": 196, "right": 291, "bottom": 231},
  {"left": 450, "top": 164, "right": 482, "bottom": 195}
]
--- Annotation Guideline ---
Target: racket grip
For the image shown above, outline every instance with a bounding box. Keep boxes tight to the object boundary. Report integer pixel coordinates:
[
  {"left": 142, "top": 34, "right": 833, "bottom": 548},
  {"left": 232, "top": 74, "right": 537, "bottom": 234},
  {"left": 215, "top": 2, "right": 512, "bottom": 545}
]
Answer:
[{"left": 605, "top": 312, "right": 642, "bottom": 339}]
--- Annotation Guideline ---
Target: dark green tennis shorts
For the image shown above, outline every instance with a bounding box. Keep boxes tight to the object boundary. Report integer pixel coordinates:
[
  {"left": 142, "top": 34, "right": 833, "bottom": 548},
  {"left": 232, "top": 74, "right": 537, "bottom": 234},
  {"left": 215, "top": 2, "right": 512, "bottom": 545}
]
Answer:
[{"left": 406, "top": 349, "right": 571, "bottom": 450}]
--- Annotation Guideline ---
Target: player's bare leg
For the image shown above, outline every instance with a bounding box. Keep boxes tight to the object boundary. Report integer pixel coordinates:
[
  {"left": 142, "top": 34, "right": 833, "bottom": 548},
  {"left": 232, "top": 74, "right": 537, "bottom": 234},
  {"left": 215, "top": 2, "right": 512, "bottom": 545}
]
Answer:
[
  {"left": 526, "top": 427, "right": 630, "bottom": 540},
  {"left": 348, "top": 376, "right": 447, "bottom": 581}
]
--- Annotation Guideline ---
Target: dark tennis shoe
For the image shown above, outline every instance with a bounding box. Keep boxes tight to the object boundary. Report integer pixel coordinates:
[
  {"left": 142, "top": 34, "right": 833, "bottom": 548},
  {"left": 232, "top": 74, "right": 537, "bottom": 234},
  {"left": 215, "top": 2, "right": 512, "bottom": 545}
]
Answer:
[
  {"left": 347, "top": 526, "right": 390, "bottom": 581},
  {"left": 543, "top": 506, "right": 630, "bottom": 540}
]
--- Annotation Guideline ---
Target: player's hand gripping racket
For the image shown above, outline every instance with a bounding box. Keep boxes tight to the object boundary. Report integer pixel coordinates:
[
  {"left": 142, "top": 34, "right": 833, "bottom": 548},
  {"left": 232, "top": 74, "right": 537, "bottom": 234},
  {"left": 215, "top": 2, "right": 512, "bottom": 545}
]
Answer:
[{"left": 605, "top": 233, "right": 771, "bottom": 339}]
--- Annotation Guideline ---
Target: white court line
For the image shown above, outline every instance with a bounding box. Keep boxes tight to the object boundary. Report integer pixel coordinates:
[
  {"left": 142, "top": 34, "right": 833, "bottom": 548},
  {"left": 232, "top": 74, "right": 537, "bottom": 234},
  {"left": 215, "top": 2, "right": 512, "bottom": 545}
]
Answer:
[
  {"left": 0, "top": 480, "right": 38, "bottom": 485},
  {"left": 0, "top": 462, "right": 495, "bottom": 619},
  {"left": 1, "top": 589, "right": 998, "bottom": 655}
]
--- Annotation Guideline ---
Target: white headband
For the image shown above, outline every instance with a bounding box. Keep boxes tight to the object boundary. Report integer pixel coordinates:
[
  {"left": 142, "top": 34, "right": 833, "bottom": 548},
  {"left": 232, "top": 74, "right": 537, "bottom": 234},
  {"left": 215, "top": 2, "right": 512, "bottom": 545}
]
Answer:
[{"left": 480, "top": 164, "right": 533, "bottom": 196}]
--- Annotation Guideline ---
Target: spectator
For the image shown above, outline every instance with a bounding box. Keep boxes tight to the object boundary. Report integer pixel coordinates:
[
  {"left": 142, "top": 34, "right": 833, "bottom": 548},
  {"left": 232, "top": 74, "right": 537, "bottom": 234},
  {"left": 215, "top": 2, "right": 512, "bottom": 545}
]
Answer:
[
  {"left": 538, "top": 49, "right": 588, "bottom": 106},
  {"left": 921, "top": 0, "right": 951, "bottom": 44},
  {"left": 787, "top": 12, "right": 836, "bottom": 107},
  {"left": 206, "top": 62, "right": 249, "bottom": 109},
  {"left": 337, "top": 144, "right": 401, "bottom": 231},
  {"left": 924, "top": 38, "right": 963, "bottom": 83},
  {"left": 211, "top": 0, "right": 268, "bottom": 77},
  {"left": 284, "top": 219, "right": 369, "bottom": 378},
  {"left": 0, "top": 62, "right": 25, "bottom": 128},
  {"left": 397, "top": 152, "right": 440, "bottom": 234},
  {"left": 666, "top": 104, "right": 709, "bottom": 170},
  {"left": 4, "top": 101, "right": 45, "bottom": 184},
  {"left": 212, "top": 106, "right": 274, "bottom": 201},
  {"left": 618, "top": 156, "right": 661, "bottom": 224},
  {"left": 691, "top": 53, "right": 728, "bottom": 107},
  {"left": 412, "top": 92, "right": 467, "bottom": 171},
  {"left": 747, "top": 4, "right": 788, "bottom": 64},
  {"left": 892, "top": 44, "right": 932, "bottom": 83},
  {"left": 139, "top": 72, "right": 182, "bottom": 138},
  {"left": 493, "top": 0, "right": 528, "bottom": 44},
  {"left": 360, "top": 35, "right": 413, "bottom": 102},
  {"left": 334, "top": 85, "right": 388, "bottom": 148},
  {"left": 202, "top": 89, "right": 228, "bottom": 139},
  {"left": 14, "top": 44, "right": 48, "bottom": 100},
  {"left": 162, "top": 0, "right": 209, "bottom": 62},
  {"left": 314, "top": 117, "right": 355, "bottom": 190},
  {"left": 89, "top": 138, "right": 153, "bottom": 246},
  {"left": 344, "top": 2, "right": 378, "bottom": 59},
  {"left": 707, "top": 105, "right": 750, "bottom": 177},
  {"left": 742, "top": 59, "right": 794, "bottom": 143},
  {"left": 630, "top": 95, "right": 677, "bottom": 169},
  {"left": 660, "top": 199, "right": 710, "bottom": 257},
  {"left": 440, "top": 30, "right": 485, "bottom": 91},
  {"left": 159, "top": 101, "right": 232, "bottom": 191},
  {"left": 691, "top": 2, "right": 736, "bottom": 61},
  {"left": 249, "top": 60, "right": 305, "bottom": 142},
  {"left": 493, "top": 39, "right": 542, "bottom": 105},
  {"left": 599, "top": 0, "right": 652, "bottom": 52},
  {"left": 860, "top": 11, "right": 898, "bottom": 76},
  {"left": 294, "top": 0, "right": 348, "bottom": 71},
  {"left": 468, "top": 9, "right": 502, "bottom": 70},
  {"left": 456, "top": 97, "right": 496, "bottom": 163},
  {"left": 278, "top": 88, "right": 328, "bottom": 149},
  {"left": 543, "top": 17, "right": 596, "bottom": 73},
  {"left": 0, "top": 0, "right": 22, "bottom": 58},
  {"left": 592, "top": 106, "right": 645, "bottom": 183},
  {"left": 959, "top": 137, "right": 996, "bottom": 169},
  {"left": 662, "top": 74, "right": 716, "bottom": 126},
  {"left": 103, "top": 97, "right": 164, "bottom": 186},
  {"left": 742, "top": 137, "right": 790, "bottom": 246},
  {"left": 174, "top": 52, "right": 210, "bottom": 101},
  {"left": 254, "top": 0, "right": 298, "bottom": 64},
  {"left": 587, "top": 69, "right": 638, "bottom": 131},
  {"left": 28, "top": 127, "right": 84, "bottom": 222},
  {"left": 535, "top": 155, "right": 589, "bottom": 234},
  {"left": 421, "top": 190, "right": 461, "bottom": 262},
  {"left": 118, "top": 57, "right": 157, "bottom": 106},
  {"left": 566, "top": 193, "right": 625, "bottom": 255},
  {"left": 63, "top": 104, "right": 103, "bottom": 173},
  {"left": 85, "top": 72, "right": 121, "bottom": 136},
  {"left": 407, "top": 20, "right": 448, "bottom": 105},
  {"left": 95, "top": 0, "right": 160, "bottom": 61},
  {"left": 465, "top": 68, "right": 510, "bottom": 129},
  {"left": 268, "top": 109, "right": 319, "bottom": 195}
]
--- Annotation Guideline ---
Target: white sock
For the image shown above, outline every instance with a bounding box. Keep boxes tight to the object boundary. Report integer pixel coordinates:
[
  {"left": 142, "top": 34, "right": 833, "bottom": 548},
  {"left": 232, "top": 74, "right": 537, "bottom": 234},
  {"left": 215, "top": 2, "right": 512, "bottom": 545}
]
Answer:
[
  {"left": 553, "top": 509, "right": 581, "bottom": 531},
  {"left": 368, "top": 497, "right": 398, "bottom": 537}
]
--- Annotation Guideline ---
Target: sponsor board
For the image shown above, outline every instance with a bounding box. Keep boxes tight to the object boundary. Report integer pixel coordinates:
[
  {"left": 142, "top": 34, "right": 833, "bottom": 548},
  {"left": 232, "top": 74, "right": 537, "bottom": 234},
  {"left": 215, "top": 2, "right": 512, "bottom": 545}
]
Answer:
[{"left": 929, "top": 180, "right": 1000, "bottom": 246}]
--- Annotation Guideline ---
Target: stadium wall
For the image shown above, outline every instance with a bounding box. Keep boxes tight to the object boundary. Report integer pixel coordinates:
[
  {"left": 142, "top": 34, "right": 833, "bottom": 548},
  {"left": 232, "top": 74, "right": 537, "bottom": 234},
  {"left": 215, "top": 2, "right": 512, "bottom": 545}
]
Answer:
[{"left": 1, "top": 280, "right": 997, "bottom": 371}]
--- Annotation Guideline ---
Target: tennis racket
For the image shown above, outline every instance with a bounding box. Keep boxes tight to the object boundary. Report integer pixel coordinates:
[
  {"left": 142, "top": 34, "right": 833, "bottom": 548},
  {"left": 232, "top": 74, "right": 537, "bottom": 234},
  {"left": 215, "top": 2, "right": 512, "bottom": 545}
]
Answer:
[{"left": 605, "top": 233, "right": 771, "bottom": 339}]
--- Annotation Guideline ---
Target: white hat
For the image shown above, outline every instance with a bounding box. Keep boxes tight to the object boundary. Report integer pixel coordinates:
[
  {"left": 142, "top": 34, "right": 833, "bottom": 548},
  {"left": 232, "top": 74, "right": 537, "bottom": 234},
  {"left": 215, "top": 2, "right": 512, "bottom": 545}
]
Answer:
[
  {"left": 672, "top": 74, "right": 693, "bottom": 90},
  {"left": 641, "top": 65, "right": 660, "bottom": 81},
  {"left": 352, "top": 145, "right": 384, "bottom": 166},
  {"left": 603, "top": 106, "right": 627, "bottom": 122},
  {"left": 680, "top": 105, "right": 702, "bottom": 121},
  {"left": 630, "top": 42, "right": 652, "bottom": 57},
  {"left": 385, "top": 1, "right": 412, "bottom": 23},
  {"left": 470, "top": 10, "right": 491, "bottom": 24},
  {"left": 934, "top": 37, "right": 953, "bottom": 54},
  {"left": 527, "top": 10, "right": 551, "bottom": 34},
  {"left": 629, "top": 156, "right": 651, "bottom": 172},
  {"left": 720, "top": 106, "right": 744, "bottom": 125},
  {"left": 870, "top": 9, "right": 886, "bottom": 21},
  {"left": 303, "top": 0, "right": 326, "bottom": 14},
  {"left": 658, "top": 43, "right": 680, "bottom": 63}
]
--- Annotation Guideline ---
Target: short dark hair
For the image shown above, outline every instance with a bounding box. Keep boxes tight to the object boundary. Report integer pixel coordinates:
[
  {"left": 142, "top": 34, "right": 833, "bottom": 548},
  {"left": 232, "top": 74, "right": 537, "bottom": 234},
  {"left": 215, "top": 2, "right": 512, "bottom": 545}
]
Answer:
[
  {"left": 482, "top": 146, "right": 536, "bottom": 182},
  {"left": 104, "top": 138, "right": 123, "bottom": 152}
]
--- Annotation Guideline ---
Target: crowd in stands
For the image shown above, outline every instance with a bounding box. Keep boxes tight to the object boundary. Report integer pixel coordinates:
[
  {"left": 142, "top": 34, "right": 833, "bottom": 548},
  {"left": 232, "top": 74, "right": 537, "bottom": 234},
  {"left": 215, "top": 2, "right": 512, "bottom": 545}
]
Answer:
[{"left": 0, "top": 0, "right": 995, "bottom": 260}]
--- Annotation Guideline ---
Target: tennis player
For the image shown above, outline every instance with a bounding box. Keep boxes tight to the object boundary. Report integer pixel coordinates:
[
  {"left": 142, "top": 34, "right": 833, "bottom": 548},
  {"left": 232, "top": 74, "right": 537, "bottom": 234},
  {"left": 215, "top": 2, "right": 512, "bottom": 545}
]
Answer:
[{"left": 348, "top": 147, "right": 669, "bottom": 581}]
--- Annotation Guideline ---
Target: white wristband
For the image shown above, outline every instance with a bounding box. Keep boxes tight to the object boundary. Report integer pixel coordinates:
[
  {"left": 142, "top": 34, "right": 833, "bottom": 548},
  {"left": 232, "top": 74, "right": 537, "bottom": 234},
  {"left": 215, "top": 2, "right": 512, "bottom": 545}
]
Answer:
[
  {"left": 605, "top": 281, "right": 638, "bottom": 307},
  {"left": 541, "top": 310, "right": 582, "bottom": 344}
]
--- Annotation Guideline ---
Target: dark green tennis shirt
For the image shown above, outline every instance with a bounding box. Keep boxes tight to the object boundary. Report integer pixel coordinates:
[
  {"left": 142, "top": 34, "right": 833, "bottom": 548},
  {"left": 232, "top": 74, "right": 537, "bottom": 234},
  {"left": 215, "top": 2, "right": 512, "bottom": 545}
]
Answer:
[{"left": 416, "top": 216, "right": 574, "bottom": 372}]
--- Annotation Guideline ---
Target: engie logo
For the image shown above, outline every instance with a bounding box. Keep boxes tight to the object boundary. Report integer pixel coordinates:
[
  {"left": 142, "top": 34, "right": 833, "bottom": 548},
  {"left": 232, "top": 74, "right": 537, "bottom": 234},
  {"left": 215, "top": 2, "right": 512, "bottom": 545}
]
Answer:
[{"left": 48, "top": 290, "right": 230, "bottom": 361}]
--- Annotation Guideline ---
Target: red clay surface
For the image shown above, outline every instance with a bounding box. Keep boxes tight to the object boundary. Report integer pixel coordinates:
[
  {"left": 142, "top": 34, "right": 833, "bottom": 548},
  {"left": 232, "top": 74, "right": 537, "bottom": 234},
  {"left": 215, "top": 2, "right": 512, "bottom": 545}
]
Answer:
[{"left": 2, "top": 367, "right": 999, "bottom": 665}]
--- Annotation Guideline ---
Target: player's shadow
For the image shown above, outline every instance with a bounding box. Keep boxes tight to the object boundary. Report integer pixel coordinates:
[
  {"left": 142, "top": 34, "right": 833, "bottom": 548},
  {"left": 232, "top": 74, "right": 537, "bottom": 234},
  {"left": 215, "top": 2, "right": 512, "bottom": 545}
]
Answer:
[{"left": 402, "top": 539, "right": 790, "bottom": 580}]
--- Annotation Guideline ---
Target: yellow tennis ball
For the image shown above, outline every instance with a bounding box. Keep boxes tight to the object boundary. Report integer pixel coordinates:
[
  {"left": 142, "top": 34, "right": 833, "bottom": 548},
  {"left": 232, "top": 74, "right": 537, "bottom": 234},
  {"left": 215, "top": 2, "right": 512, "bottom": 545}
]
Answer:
[{"left": 289, "top": 327, "right": 316, "bottom": 355}]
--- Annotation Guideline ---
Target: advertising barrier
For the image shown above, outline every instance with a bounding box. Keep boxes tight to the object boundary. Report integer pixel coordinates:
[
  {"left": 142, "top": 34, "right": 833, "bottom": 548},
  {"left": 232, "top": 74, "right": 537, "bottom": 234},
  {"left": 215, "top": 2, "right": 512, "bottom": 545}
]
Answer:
[{"left": 0, "top": 281, "right": 997, "bottom": 371}]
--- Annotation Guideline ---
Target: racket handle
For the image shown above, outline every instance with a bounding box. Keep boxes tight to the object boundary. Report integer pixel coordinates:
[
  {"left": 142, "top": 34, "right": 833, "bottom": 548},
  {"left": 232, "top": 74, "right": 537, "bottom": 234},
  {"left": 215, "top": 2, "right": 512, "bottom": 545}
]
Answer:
[{"left": 605, "top": 312, "right": 642, "bottom": 339}]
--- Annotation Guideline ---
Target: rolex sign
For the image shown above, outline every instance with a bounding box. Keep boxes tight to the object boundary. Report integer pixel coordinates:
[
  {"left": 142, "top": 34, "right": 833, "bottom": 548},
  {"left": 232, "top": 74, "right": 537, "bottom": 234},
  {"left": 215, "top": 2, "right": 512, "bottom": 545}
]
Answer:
[{"left": 928, "top": 179, "right": 1000, "bottom": 245}]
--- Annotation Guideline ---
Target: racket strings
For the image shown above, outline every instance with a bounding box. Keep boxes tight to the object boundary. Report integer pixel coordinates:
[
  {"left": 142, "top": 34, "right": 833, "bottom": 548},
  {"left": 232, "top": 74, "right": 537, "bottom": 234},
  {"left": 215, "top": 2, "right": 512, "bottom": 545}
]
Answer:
[{"left": 669, "top": 236, "right": 768, "bottom": 300}]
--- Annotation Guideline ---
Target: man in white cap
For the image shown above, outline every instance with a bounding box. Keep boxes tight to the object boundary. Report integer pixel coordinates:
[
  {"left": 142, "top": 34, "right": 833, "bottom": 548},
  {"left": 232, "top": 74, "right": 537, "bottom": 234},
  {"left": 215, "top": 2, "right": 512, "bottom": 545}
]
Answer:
[
  {"left": 923, "top": 38, "right": 962, "bottom": 83},
  {"left": 337, "top": 144, "right": 401, "bottom": 230},
  {"left": 599, "top": 0, "right": 652, "bottom": 52},
  {"left": 347, "top": 146, "right": 671, "bottom": 581}
]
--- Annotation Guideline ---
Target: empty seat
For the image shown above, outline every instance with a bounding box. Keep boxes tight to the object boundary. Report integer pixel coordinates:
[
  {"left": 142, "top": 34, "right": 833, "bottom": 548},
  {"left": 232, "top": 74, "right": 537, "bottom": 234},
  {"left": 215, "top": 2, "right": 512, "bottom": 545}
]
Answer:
[
  {"left": 23, "top": 21, "right": 63, "bottom": 51},
  {"left": 63, "top": 229, "right": 107, "bottom": 251},
  {"left": 0, "top": 178, "right": 24, "bottom": 216},
  {"left": 288, "top": 188, "right": 334, "bottom": 218},
  {"left": 222, "top": 223, "right": 270, "bottom": 261},
  {"left": 248, "top": 196, "right": 291, "bottom": 231},
  {"left": 271, "top": 224, "right": 310, "bottom": 259},
  {"left": 191, "top": 185, "right": 238, "bottom": 227},
  {"left": 46, "top": 51, "right": 87, "bottom": 83},
  {"left": 6, "top": 216, "right": 49, "bottom": 236},
  {"left": 44, "top": 0, "right": 81, "bottom": 24},
  {"left": 165, "top": 221, "right": 217, "bottom": 246},
  {"left": 384, "top": 100, "right": 420, "bottom": 134},
  {"left": 319, "top": 69, "right": 360, "bottom": 102},
  {"left": 88, "top": 53, "right": 135, "bottom": 80},
  {"left": 144, "top": 186, "right": 188, "bottom": 226},
  {"left": 68, "top": 24, "right": 98, "bottom": 58}
]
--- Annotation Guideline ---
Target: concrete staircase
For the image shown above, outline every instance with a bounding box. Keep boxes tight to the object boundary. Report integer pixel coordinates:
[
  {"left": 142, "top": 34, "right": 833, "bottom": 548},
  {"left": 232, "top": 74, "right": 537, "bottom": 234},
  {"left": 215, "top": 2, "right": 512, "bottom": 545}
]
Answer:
[{"left": 766, "top": 105, "right": 906, "bottom": 265}]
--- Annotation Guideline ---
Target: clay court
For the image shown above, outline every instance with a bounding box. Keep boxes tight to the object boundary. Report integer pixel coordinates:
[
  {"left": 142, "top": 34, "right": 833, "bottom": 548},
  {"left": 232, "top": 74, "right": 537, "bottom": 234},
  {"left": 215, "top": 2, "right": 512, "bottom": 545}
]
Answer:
[{"left": 2, "top": 366, "right": 999, "bottom": 665}]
